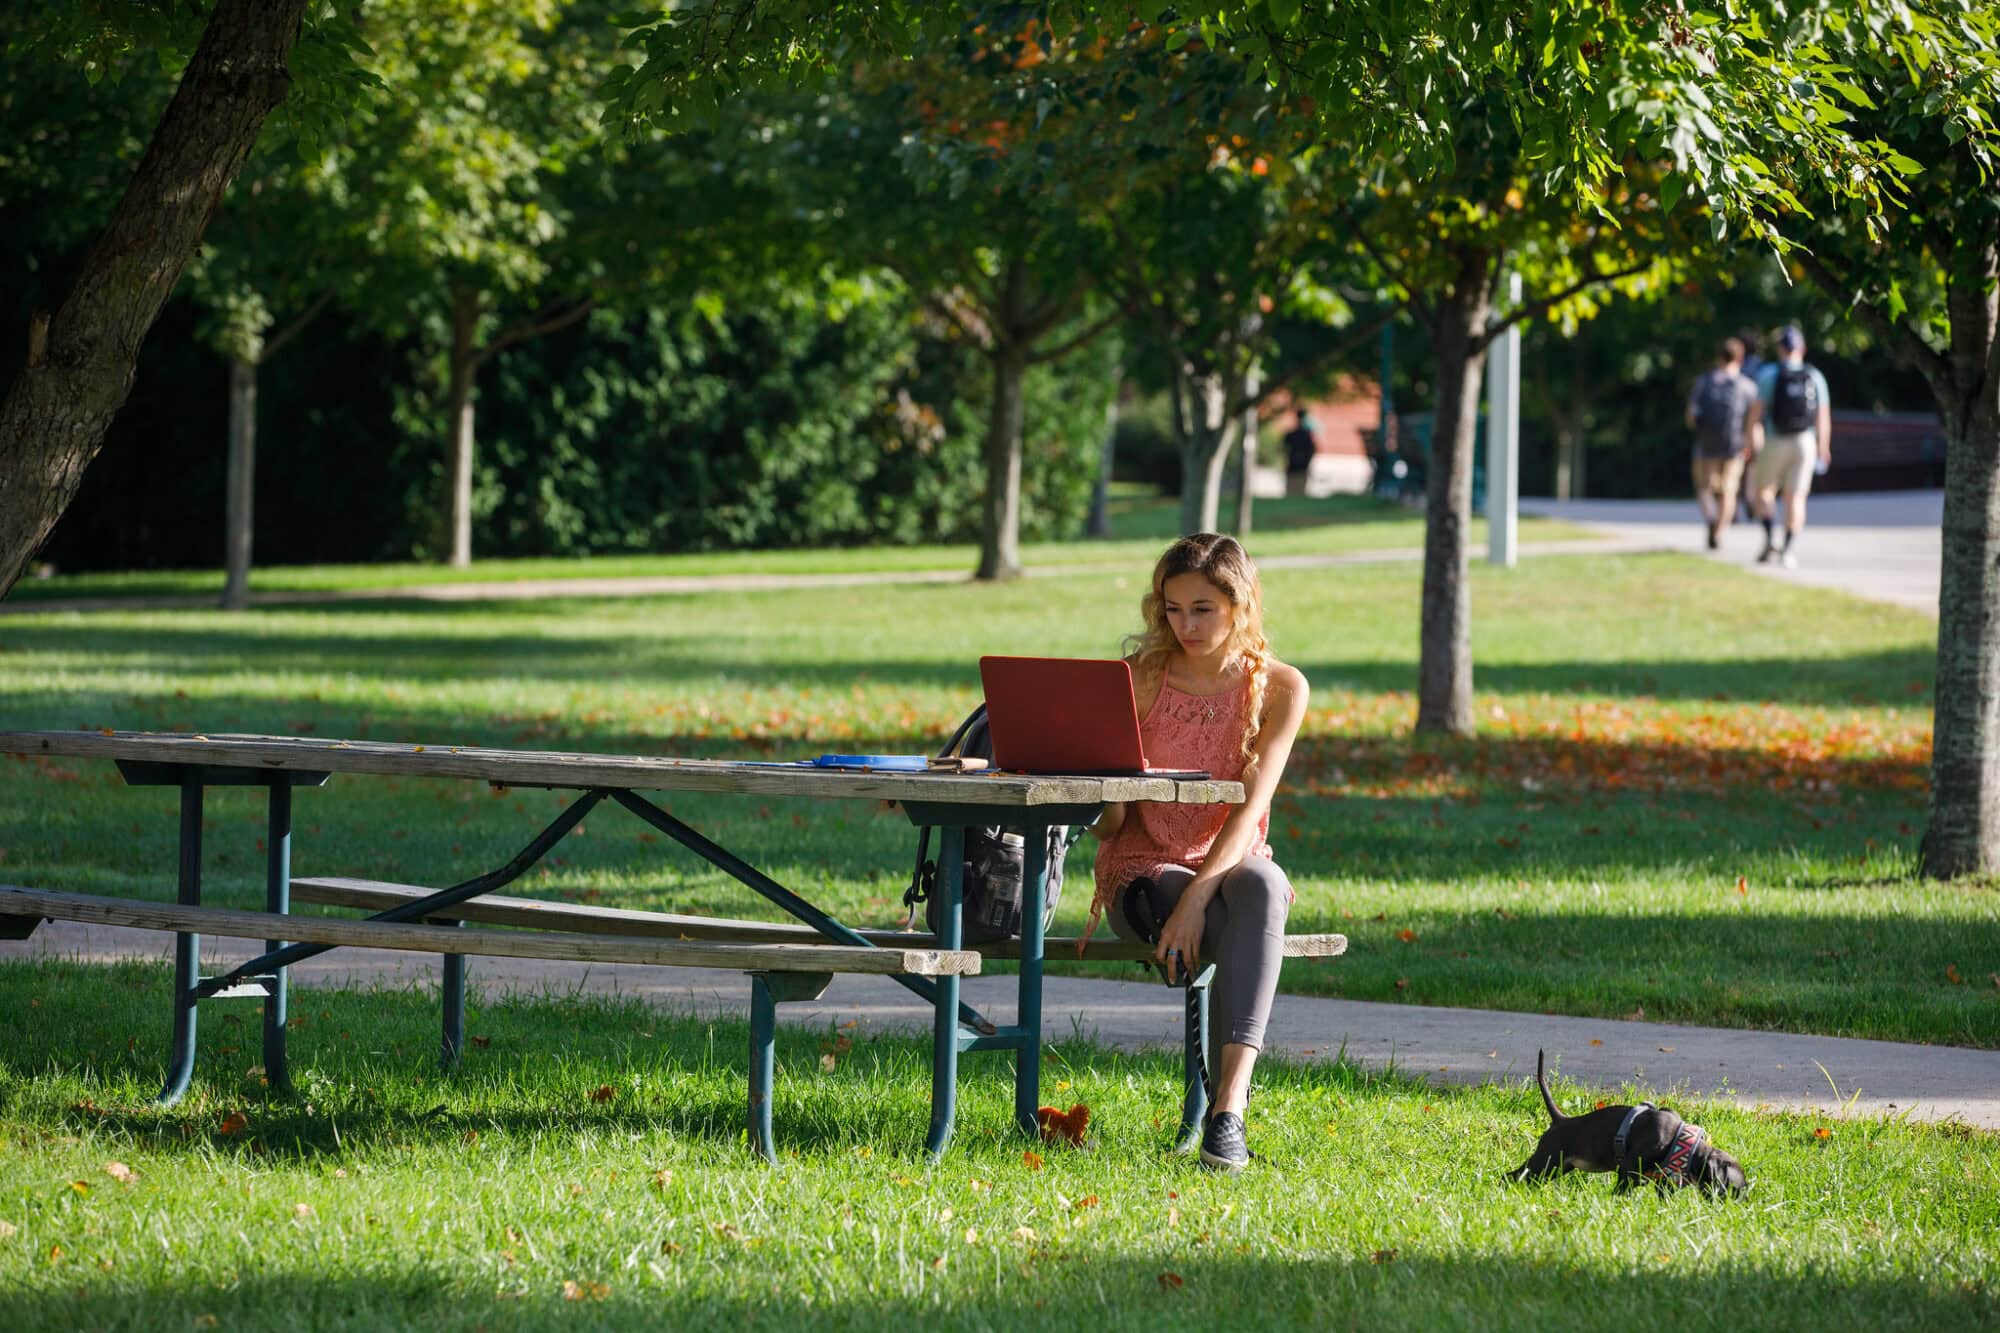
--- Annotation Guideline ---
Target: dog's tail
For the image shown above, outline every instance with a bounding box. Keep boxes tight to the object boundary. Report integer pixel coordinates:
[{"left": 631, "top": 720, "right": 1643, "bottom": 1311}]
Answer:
[{"left": 1536, "top": 1049, "right": 1567, "bottom": 1123}]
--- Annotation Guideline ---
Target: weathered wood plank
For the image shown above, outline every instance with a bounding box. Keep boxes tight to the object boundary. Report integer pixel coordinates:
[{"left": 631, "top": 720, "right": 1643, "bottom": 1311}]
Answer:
[
  {"left": 290, "top": 878, "right": 1348, "bottom": 962},
  {"left": 0, "top": 731, "right": 1244, "bottom": 806},
  {"left": 0, "top": 885, "right": 980, "bottom": 976}
]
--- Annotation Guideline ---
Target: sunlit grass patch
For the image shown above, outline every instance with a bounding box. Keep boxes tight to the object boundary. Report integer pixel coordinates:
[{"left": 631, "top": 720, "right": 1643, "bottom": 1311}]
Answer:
[{"left": 0, "top": 965, "right": 1993, "bottom": 1331}]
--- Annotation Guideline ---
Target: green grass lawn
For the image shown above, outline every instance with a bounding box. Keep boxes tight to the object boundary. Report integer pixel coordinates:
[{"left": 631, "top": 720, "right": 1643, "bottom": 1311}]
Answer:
[
  {"left": 1, "top": 965, "right": 1993, "bottom": 1331},
  {"left": 0, "top": 550, "right": 1984, "bottom": 1046},
  {"left": 3, "top": 492, "right": 1590, "bottom": 603}
]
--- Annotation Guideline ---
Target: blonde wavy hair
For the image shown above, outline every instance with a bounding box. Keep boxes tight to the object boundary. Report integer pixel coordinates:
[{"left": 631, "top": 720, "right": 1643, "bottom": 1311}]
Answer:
[{"left": 1124, "top": 532, "right": 1272, "bottom": 775}]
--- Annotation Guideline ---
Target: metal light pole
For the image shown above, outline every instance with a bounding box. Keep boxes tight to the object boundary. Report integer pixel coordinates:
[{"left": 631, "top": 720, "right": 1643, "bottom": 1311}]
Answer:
[{"left": 1486, "top": 271, "right": 1521, "bottom": 567}]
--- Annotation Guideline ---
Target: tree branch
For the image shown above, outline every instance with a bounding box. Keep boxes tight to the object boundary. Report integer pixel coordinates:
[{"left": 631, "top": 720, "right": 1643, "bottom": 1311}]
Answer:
[
  {"left": 1025, "top": 299, "right": 1133, "bottom": 366},
  {"left": 1475, "top": 259, "right": 1652, "bottom": 352},
  {"left": 1344, "top": 209, "right": 1435, "bottom": 330},
  {"left": 475, "top": 296, "right": 597, "bottom": 367},
  {"left": 1791, "top": 246, "right": 1954, "bottom": 394},
  {"left": 923, "top": 286, "right": 996, "bottom": 351},
  {"left": 254, "top": 289, "right": 333, "bottom": 365},
  {"left": 1248, "top": 308, "right": 1398, "bottom": 413}
]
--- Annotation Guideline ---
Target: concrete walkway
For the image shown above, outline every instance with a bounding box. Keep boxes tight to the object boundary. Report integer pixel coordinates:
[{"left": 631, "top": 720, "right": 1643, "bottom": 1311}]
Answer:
[
  {"left": 9, "top": 921, "right": 1994, "bottom": 1130},
  {"left": 5, "top": 491, "right": 1939, "bottom": 617},
  {"left": 0, "top": 537, "right": 1645, "bottom": 616},
  {"left": 1523, "top": 489, "right": 1941, "bottom": 614}
]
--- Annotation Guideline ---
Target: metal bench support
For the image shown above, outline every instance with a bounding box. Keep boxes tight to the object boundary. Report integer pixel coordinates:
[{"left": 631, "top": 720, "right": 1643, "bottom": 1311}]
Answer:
[
  {"left": 160, "top": 780, "right": 203, "bottom": 1106},
  {"left": 747, "top": 970, "right": 835, "bottom": 1164}
]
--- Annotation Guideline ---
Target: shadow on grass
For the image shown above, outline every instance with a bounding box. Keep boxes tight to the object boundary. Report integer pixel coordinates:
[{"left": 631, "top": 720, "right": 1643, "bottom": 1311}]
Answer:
[
  {"left": 1300, "top": 649, "right": 1934, "bottom": 708},
  {"left": 0, "top": 1253, "right": 1989, "bottom": 1329}
]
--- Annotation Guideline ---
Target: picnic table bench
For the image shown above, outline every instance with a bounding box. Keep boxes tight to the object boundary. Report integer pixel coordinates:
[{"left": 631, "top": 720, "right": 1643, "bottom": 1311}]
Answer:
[{"left": 0, "top": 729, "right": 1344, "bottom": 1160}]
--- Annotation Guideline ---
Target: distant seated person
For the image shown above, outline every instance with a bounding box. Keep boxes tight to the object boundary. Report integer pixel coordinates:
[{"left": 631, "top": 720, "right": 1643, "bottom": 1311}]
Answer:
[{"left": 1282, "top": 410, "right": 1317, "bottom": 498}]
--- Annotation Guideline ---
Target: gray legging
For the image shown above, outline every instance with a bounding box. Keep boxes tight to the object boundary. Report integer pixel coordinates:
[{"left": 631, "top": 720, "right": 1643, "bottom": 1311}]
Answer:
[{"left": 1106, "top": 858, "right": 1292, "bottom": 1055}]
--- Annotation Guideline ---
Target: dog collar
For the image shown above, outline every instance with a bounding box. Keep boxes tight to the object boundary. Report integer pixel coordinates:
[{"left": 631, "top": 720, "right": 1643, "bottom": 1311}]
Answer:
[{"left": 1659, "top": 1121, "right": 1707, "bottom": 1183}]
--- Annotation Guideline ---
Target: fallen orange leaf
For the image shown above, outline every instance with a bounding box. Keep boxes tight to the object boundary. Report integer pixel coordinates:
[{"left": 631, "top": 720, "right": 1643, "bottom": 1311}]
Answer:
[
  {"left": 218, "top": 1112, "right": 249, "bottom": 1137},
  {"left": 1945, "top": 964, "right": 1964, "bottom": 985},
  {"left": 590, "top": 1085, "right": 616, "bottom": 1103},
  {"left": 1813, "top": 1126, "right": 1833, "bottom": 1139},
  {"left": 1396, "top": 929, "right": 1417, "bottom": 943},
  {"left": 1022, "top": 1150, "right": 1044, "bottom": 1171},
  {"left": 1158, "top": 1271, "right": 1186, "bottom": 1290}
]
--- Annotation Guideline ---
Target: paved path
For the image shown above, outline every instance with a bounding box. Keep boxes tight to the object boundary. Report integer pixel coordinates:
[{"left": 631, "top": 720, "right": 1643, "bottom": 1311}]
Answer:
[
  {"left": 10, "top": 921, "right": 1994, "bottom": 1130},
  {"left": 5, "top": 492, "right": 1938, "bottom": 617},
  {"left": 1523, "top": 489, "right": 1941, "bottom": 614},
  {"left": 0, "top": 538, "right": 1647, "bottom": 615}
]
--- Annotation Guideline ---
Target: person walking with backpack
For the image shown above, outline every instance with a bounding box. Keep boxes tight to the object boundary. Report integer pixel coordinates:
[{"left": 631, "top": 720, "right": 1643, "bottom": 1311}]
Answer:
[
  {"left": 1685, "top": 337, "right": 1761, "bottom": 549},
  {"left": 1082, "top": 533, "right": 1309, "bottom": 1172},
  {"left": 1747, "top": 324, "right": 1833, "bottom": 568}
]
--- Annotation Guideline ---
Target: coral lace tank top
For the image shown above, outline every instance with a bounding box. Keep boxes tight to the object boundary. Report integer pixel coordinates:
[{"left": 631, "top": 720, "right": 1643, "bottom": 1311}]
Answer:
[{"left": 1087, "top": 676, "right": 1273, "bottom": 934}]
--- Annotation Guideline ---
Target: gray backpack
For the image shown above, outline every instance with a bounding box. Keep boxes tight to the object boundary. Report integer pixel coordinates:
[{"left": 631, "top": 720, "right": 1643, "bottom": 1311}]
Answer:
[{"left": 1692, "top": 370, "right": 1747, "bottom": 456}]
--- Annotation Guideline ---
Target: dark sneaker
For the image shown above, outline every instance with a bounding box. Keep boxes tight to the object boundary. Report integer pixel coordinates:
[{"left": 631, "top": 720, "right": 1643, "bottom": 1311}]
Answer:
[
  {"left": 1199, "top": 1111, "right": 1250, "bottom": 1172},
  {"left": 1756, "top": 542, "right": 1775, "bottom": 564},
  {"left": 1705, "top": 524, "right": 1720, "bottom": 551}
]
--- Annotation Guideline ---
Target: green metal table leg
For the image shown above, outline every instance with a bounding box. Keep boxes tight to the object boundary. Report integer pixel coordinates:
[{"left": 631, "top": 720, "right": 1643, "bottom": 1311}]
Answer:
[
  {"left": 749, "top": 975, "right": 778, "bottom": 1165},
  {"left": 158, "top": 780, "right": 203, "bottom": 1106},
  {"left": 745, "top": 972, "right": 828, "bottom": 1165},
  {"left": 1014, "top": 825, "right": 1047, "bottom": 1136},
  {"left": 1173, "top": 970, "right": 1214, "bottom": 1154},
  {"left": 261, "top": 777, "right": 293, "bottom": 1095},
  {"left": 441, "top": 934, "right": 466, "bottom": 1072},
  {"left": 924, "top": 826, "right": 965, "bottom": 1163}
]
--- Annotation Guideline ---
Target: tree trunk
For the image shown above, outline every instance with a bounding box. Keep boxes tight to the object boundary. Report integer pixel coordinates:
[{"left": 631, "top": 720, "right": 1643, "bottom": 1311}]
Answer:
[
  {"left": 220, "top": 357, "right": 256, "bottom": 610},
  {"left": 1086, "top": 386, "right": 1118, "bottom": 539},
  {"left": 1236, "top": 363, "right": 1259, "bottom": 534},
  {"left": 1178, "top": 369, "right": 1231, "bottom": 535},
  {"left": 1550, "top": 403, "right": 1588, "bottom": 501},
  {"left": 1925, "top": 399, "right": 2000, "bottom": 876},
  {"left": 446, "top": 288, "right": 480, "bottom": 569},
  {"left": 1921, "top": 228, "right": 2000, "bottom": 877},
  {"left": 976, "top": 342, "right": 1029, "bottom": 580},
  {"left": 1416, "top": 251, "right": 1497, "bottom": 735},
  {"left": 0, "top": 0, "right": 309, "bottom": 599}
]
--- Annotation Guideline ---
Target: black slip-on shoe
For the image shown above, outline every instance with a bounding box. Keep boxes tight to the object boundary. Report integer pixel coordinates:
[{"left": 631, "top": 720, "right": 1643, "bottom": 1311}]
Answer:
[{"left": 1199, "top": 1111, "right": 1250, "bottom": 1173}]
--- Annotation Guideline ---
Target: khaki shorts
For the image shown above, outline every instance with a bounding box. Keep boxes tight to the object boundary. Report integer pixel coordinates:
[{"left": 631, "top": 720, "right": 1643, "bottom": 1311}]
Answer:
[
  {"left": 1691, "top": 453, "right": 1746, "bottom": 499},
  {"left": 1750, "top": 430, "right": 1816, "bottom": 498}
]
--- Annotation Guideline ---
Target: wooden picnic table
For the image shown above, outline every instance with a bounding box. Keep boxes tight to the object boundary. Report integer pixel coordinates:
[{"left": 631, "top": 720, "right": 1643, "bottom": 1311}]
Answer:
[{"left": 0, "top": 729, "right": 1243, "bottom": 1160}]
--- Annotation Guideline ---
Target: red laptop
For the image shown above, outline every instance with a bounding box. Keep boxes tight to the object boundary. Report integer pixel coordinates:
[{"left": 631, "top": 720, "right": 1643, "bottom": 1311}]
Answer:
[{"left": 977, "top": 656, "right": 1210, "bottom": 778}]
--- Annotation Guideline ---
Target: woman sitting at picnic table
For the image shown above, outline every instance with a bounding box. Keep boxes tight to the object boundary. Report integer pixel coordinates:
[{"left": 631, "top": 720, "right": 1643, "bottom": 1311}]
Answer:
[{"left": 1084, "top": 532, "right": 1309, "bottom": 1172}]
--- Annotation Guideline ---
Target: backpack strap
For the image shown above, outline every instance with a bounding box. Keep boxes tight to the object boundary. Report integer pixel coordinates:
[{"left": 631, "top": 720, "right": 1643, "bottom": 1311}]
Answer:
[
  {"left": 899, "top": 704, "right": 989, "bottom": 926},
  {"left": 1613, "top": 1102, "right": 1654, "bottom": 1162}
]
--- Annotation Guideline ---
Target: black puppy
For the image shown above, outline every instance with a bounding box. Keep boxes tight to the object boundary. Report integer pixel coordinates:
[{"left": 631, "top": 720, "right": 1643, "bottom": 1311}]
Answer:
[{"left": 1508, "top": 1050, "right": 1748, "bottom": 1196}]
